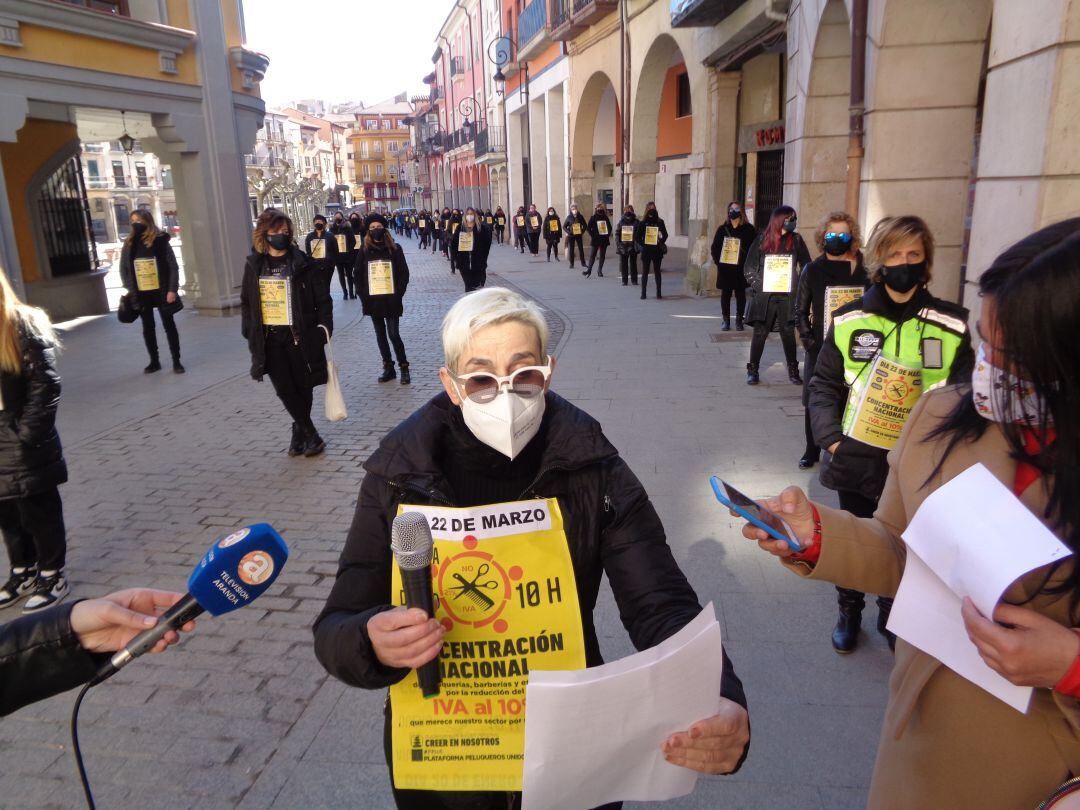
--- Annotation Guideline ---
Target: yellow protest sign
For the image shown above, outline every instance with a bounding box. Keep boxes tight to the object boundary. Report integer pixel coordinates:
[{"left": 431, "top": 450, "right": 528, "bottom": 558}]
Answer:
[
  {"left": 458, "top": 231, "right": 474, "bottom": 252},
  {"left": 823, "top": 285, "right": 864, "bottom": 336},
  {"left": 516, "top": 216, "right": 525, "bottom": 227},
  {"left": 597, "top": 221, "right": 608, "bottom": 236},
  {"left": 368, "top": 259, "right": 395, "bottom": 296},
  {"left": 419, "top": 219, "right": 427, "bottom": 228},
  {"left": 133, "top": 258, "right": 160, "bottom": 292},
  {"left": 548, "top": 220, "right": 559, "bottom": 233},
  {"left": 498, "top": 217, "right": 505, "bottom": 225},
  {"left": 390, "top": 499, "right": 585, "bottom": 792},
  {"left": 762, "top": 254, "right": 794, "bottom": 293},
  {"left": 845, "top": 355, "right": 923, "bottom": 450},
  {"left": 310, "top": 239, "right": 326, "bottom": 260},
  {"left": 486, "top": 216, "right": 494, "bottom": 225},
  {"left": 258, "top": 277, "right": 292, "bottom": 326},
  {"left": 620, "top": 226, "right": 634, "bottom": 242},
  {"left": 572, "top": 223, "right": 582, "bottom": 236},
  {"left": 644, "top": 226, "right": 659, "bottom": 246},
  {"left": 719, "top": 237, "right": 740, "bottom": 265},
  {"left": 335, "top": 234, "right": 347, "bottom": 253},
  {"left": 529, "top": 215, "right": 539, "bottom": 229}
]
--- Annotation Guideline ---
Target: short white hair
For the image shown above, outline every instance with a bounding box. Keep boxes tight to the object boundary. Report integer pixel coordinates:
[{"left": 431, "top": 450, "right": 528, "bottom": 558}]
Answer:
[{"left": 441, "top": 287, "right": 549, "bottom": 374}]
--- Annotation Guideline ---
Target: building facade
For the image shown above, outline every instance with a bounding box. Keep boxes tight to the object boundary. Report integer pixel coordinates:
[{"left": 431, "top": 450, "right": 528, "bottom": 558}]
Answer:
[
  {"left": 345, "top": 98, "right": 413, "bottom": 212},
  {"left": 81, "top": 139, "right": 178, "bottom": 244},
  {"left": 0, "top": 0, "right": 268, "bottom": 319}
]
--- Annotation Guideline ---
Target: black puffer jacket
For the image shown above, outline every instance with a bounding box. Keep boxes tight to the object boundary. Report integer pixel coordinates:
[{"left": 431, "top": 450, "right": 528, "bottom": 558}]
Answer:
[
  {"left": 0, "top": 327, "right": 67, "bottom": 499},
  {"left": 0, "top": 601, "right": 107, "bottom": 716},
  {"left": 239, "top": 245, "right": 333, "bottom": 385},
  {"left": 313, "top": 390, "right": 748, "bottom": 711},
  {"left": 355, "top": 240, "right": 410, "bottom": 319}
]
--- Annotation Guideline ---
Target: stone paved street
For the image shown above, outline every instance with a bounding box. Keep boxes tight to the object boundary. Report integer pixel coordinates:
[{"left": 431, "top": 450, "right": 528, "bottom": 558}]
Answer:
[{"left": 1, "top": 236, "right": 891, "bottom": 809}]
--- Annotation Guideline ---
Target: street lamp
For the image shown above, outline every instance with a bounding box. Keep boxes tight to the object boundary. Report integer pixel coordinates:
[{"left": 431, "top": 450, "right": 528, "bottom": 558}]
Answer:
[{"left": 118, "top": 110, "right": 136, "bottom": 155}]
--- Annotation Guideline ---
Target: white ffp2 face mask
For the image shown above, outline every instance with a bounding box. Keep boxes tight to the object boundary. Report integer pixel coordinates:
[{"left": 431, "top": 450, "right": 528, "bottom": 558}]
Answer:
[
  {"left": 971, "top": 344, "right": 1046, "bottom": 426},
  {"left": 458, "top": 387, "right": 546, "bottom": 460}
]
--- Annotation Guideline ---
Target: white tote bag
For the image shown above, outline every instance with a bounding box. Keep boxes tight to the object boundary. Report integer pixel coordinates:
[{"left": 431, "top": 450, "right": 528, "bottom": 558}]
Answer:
[{"left": 319, "top": 325, "right": 347, "bottom": 422}]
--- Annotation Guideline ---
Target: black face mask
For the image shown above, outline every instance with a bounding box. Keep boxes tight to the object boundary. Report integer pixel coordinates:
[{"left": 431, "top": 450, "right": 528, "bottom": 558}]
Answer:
[
  {"left": 350, "top": 219, "right": 361, "bottom": 231},
  {"left": 314, "top": 223, "right": 324, "bottom": 231},
  {"left": 782, "top": 217, "right": 797, "bottom": 233},
  {"left": 370, "top": 229, "right": 385, "bottom": 242},
  {"left": 130, "top": 222, "right": 147, "bottom": 235},
  {"left": 728, "top": 210, "right": 741, "bottom": 221},
  {"left": 823, "top": 233, "right": 853, "bottom": 257},
  {"left": 267, "top": 233, "right": 290, "bottom": 251},
  {"left": 881, "top": 260, "right": 925, "bottom": 294},
  {"left": 334, "top": 219, "right": 344, "bottom": 228},
  {"left": 646, "top": 210, "right": 657, "bottom": 220}
]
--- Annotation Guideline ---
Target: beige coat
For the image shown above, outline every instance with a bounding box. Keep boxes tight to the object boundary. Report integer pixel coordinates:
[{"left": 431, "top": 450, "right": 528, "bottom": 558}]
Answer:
[{"left": 786, "top": 387, "right": 1080, "bottom": 809}]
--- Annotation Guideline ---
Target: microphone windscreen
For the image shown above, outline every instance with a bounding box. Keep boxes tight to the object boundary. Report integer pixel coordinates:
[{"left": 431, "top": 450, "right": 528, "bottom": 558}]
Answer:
[
  {"left": 187, "top": 524, "right": 289, "bottom": 616},
  {"left": 391, "top": 512, "right": 434, "bottom": 571}
]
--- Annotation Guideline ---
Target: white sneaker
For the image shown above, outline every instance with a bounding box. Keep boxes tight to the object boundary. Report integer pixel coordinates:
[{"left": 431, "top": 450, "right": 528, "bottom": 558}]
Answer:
[
  {"left": 22, "top": 571, "right": 69, "bottom": 613},
  {"left": 0, "top": 567, "right": 38, "bottom": 608}
]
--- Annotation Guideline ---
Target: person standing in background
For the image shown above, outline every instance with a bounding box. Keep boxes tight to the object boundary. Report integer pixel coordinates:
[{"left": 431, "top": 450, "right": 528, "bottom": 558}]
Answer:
[
  {"left": 711, "top": 202, "right": 756, "bottom": 332},
  {"left": 451, "top": 207, "right": 492, "bottom": 293},
  {"left": 330, "top": 212, "right": 356, "bottom": 301},
  {"left": 119, "top": 210, "right": 184, "bottom": 374},
  {"left": 584, "top": 202, "right": 612, "bottom": 279},
  {"left": 304, "top": 214, "right": 340, "bottom": 297},
  {"left": 494, "top": 206, "right": 507, "bottom": 245},
  {"left": 355, "top": 214, "right": 411, "bottom": 386},
  {"left": 635, "top": 202, "right": 669, "bottom": 300},
  {"left": 543, "top": 207, "right": 562, "bottom": 263},
  {"left": 563, "top": 204, "right": 587, "bottom": 270},
  {"left": 513, "top": 206, "right": 528, "bottom": 253},
  {"left": 525, "top": 204, "right": 542, "bottom": 256},
  {"left": 616, "top": 205, "right": 639, "bottom": 287}
]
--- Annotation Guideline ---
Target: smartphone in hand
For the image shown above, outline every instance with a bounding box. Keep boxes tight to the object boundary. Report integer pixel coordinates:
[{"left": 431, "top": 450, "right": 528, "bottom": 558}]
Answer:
[{"left": 709, "top": 476, "right": 803, "bottom": 552}]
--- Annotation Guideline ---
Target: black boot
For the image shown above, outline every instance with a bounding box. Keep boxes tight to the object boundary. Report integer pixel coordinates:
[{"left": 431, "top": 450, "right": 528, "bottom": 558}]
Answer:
[
  {"left": 173, "top": 358, "right": 185, "bottom": 374},
  {"left": 832, "top": 588, "right": 865, "bottom": 654},
  {"left": 736, "top": 316, "right": 745, "bottom": 331},
  {"left": 144, "top": 359, "right": 162, "bottom": 374},
  {"left": 399, "top": 362, "right": 411, "bottom": 386},
  {"left": 303, "top": 430, "right": 326, "bottom": 457},
  {"left": 799, "top": 448, "right": 820, "bottom": 469},
  {"left": 788, "top": 362, "right": 803, "bottom": 385},
  {"left": 876, "top": 597, "right": 896, "bottom": 651},
  {"left": 746, "top": 363, "right": 759, "bottom": 385},
  {"left": 288, "top": 423, "right": 304, "bottom": 457},
  {"left": 378, "top": 361, "right": 396, "bottom": 383},
  {"left": 721, "top": 318, "right": 731, "bottom": 332}
]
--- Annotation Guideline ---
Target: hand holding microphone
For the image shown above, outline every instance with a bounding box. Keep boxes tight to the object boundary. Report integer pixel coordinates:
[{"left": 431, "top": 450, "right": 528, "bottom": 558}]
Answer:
[{"left": 71, "top": 589, "right": 196, "bottom": 654}]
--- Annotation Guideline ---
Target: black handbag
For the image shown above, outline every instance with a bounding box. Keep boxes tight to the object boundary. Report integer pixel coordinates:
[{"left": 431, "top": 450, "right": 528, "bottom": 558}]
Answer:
[
  {"left": 117, "top": 293, "right": 140, "bottom": 324},
  {"left": 162, "top": 294, "right": 184, "bottom": 316}
]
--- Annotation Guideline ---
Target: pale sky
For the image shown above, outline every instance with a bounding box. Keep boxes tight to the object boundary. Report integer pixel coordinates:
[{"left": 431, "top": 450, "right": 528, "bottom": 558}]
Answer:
[{"left": 242, "top": 0, "right": 445, "bottom": 110}]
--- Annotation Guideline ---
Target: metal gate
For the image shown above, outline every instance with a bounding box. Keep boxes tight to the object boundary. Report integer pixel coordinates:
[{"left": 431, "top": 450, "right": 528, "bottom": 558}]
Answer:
[
  {"left": 38, "top": 155, "right": 98, "bottom": 277},
  {"left": 755, "top": 149, "right": 785, "bottom": 225}
]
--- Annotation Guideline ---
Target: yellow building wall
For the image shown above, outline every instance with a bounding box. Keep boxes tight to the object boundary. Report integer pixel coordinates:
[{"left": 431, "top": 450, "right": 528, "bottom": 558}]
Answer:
[
  {"left": 166, "top": 0, "right": 192, "bottom": 31},
  {"left": 0, "top": 120, "right": 80, "bottom": 284}
]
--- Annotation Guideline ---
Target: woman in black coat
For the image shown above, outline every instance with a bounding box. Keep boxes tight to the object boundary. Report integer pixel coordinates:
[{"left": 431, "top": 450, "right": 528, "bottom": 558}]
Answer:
[
  {"left": 584, "top": 202, "right": 612, "bottom": 278},
  {"left": 0, "top": 274, "right": 69, "bottom": 614},
  {"left": 355, "top": 214, "right": 411, "bottom": 385},
  {"left": 512, "top": 206, "right": 528, "bottom": 253},
  {"left": 241, "top": 209, "right": 333, "bottom": 457},
  {"left": 119, "top": 210, "right": 183, "bottom": 373},
  {"left": 542, "top": 206, "right": 562, "bottom": 262},
  {"left": 616, "top": 205, "right": 639, "bottom": 286},
  {"left": 525, "top": 204, "right": 542, "bottom": 255},
  {"left": 493, "top": 206, "right": 507, "bottom": 245},
  {"left": 446, "top": 210, "right": 463, "bottom": 273},
  {"left": 743, "top": 205, "right": 813, "bottom": 385},
  {"left": 563, "top": 204, "right": 588, "bottom": 269},
  {"left": 634, "top": 201, "right": 669, "bottom": 299},
  {"left": 450, "top": 208, "right": 492, "bottom": 293},
  {"left": 710, "top": 203, "right": 756, "bottom": 331}
]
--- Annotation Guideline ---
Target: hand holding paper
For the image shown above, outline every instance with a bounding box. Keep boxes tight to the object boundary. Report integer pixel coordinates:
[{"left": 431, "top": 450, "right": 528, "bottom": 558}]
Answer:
[{"left": 661, "top": 697, "right": 749, "bottom": 775}]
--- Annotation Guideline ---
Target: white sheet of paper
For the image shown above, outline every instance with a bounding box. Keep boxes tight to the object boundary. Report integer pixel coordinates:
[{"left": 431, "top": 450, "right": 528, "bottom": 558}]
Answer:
[
  {"left": 889, "top": 463, "right": 1072, "bottom": 713},
  {"left": 521, "top": 604, "right": 724, "bottom": 810}
]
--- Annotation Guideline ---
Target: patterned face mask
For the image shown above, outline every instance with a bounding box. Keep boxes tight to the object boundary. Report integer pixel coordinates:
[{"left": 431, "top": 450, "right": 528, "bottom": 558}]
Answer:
[{"left": 971, "top": 344, "right": 1047, "bottom": 425}]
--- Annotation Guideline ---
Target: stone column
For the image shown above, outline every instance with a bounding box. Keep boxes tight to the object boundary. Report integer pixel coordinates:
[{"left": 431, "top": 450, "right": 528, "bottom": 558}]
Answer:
[
  {"left": 570, "top": 169, "right": 594, "bottom": 216},
  {"left": 544, "top": 86, "right": 566, "bottom": 210},
  {"left": 529, "top": 95, "right": 548, "bottom": 206},
  {"left": 0, "top": 93, "right": 29, "bottom": 298},
  {"left": 627, "top": 160, "right": 658, "bottom": 213}
]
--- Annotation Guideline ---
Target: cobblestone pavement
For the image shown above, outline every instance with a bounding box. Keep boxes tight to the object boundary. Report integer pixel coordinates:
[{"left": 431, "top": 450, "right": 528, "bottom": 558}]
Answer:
[{"left": 0, "top": 237, "right": 891, "bottom": 809}]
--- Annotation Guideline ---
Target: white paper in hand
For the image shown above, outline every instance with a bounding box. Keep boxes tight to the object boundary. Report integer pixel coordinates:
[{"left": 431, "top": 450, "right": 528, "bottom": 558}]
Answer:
[
  {"left": 890, "top": 463, "right": 1072, "bottom": 712},
  {"left": 522, "top": 604, "right": 724, "bottom": 810}
]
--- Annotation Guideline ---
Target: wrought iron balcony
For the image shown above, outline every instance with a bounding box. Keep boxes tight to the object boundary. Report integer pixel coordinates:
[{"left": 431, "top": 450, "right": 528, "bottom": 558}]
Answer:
[
  {"left": 670, "top": 0, "right": 751, "bottom": 28},
  {"left": 474, "top": 126, "right": 506, "bottom": 160},
  {"left": 573, "top": 0, "right": 619, "bottom": 26},
  {"left": 549, "top": 0, "right": 585, "bottom": 40},
  {"left": 450, "top": 56, "right": 465, "bottom": 77},
  {"left": 517, "top": 0, "right": 548, "bottom": 61}
]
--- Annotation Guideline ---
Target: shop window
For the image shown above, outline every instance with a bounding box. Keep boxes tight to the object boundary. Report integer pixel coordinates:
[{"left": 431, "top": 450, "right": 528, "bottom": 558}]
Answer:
[{"left": 676, "top": 73, "right": 692, "bottom": 118}]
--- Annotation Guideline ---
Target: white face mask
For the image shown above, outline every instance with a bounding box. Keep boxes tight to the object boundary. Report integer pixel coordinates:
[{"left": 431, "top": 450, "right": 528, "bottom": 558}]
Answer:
[
  {"left": 971, "top": 344, "right": 1046, "bottom": 425},
  {"left": 457, "top": 386, "right": 546, "bottom": 460}
]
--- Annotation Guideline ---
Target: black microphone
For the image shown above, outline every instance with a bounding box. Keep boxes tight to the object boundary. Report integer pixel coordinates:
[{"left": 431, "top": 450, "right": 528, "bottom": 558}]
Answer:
[{"left": 391, "top": 512, "right": 441, "bottom": 698}]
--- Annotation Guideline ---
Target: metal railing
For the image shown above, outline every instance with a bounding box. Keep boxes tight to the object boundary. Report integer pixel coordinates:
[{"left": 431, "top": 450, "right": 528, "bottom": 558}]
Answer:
[
  {"left": 450, "top": 56, "right": 465, "bottom": 76},
  {"left": 518, "top": 0, "right": 547, "bottom": 48},
  {"left": 551, "top": 0, "right": 572, "bottom": 28},
  {"left": 474, "top": 126, "right": 506, "bottom": 158}
]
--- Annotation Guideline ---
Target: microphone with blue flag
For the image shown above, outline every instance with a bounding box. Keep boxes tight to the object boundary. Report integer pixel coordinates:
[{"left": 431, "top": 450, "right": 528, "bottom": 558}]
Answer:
[{"left": 92, "top": 523, "right": 289, "bottom": 684}]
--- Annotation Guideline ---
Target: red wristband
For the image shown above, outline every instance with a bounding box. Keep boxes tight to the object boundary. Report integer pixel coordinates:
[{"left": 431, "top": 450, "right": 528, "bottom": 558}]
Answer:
[
  {"left": 1053, "top": 630, "right": 1080, "bottom": 697},
  {"left": 791, "top": 504, "right": 823, "bottom": 564}
]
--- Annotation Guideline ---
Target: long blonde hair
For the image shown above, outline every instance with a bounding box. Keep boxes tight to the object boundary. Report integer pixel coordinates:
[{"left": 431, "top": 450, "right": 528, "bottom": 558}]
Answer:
[
  {"left": 0, "top": 270, "right": 58, "bottom": 375},
  {"left": 126, "top": 209, "right": 160, "bottom": 250}
]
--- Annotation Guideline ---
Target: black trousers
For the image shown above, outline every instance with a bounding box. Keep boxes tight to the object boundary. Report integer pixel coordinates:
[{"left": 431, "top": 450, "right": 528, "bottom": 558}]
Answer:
[
  {"left": 372, "top": 316, "right": 407, "bottom": 365},
  {"left": 567, "top": 236, "right": 585, "bottom": 267},
  {"left": 641, "top": 255, "right": 662, "bottom": 297},
  {"left": 836, "top": 490, "right": 891, "bottom": 613},
  {"left": 419, "top": 233, "right": 429, "bottom": 249},
  {"left": 587, "top": 242, "right": 607, "bottom": 273},
  {"left": 719, "top": 285, "right": 747, "bottom": 322},
  {"left": 432, "top": 234, "right": 440, "bottom": 253},
  {"left": 619, "top": 252, "right": 638, "bottom": 284},
  {"left": 802, "top": 345, "right": 821, "bottom": 455},
  {"left": 527, "top": 233, "right": 540, "bottom": 255},
  {"left": 545, "top": 239, "right": 559, "bottom": 260},
  {"left": 749, "top": 297, "right": 797, "bottom": 367},
  {"left": 515, "top": 232, "right": 526, "bottom": 252},
  {"left": 139, "top": 303, "right": 180, "bottom": 362},
  {"left": 0, "top": 487, "right": 66, "bottom": 572},
  {"left": 335, "top": 262, "right": 354, "bottom": 299},
  {"left": 494, "top": 226, "right": 504, "bottom": 244},
  {"left": 265, "top": 330, "right": 315, "bottom": 435}
]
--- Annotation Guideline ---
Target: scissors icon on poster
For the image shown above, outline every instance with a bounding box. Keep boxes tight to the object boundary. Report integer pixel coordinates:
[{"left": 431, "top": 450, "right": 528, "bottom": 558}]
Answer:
[{"left": 450, "top": 564, "right": 499, "bottom": 610}]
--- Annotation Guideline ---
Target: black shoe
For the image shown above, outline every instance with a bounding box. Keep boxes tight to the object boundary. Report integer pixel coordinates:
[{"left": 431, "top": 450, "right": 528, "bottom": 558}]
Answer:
[
  {"left": 736, "top": 318, "right": 745, "bottom": 331},
  {"left": 303, "top": 432, "right": 326, "bottom": 457},
  {"left": 378, "top": 362, "right": 396, "bottom": 383},
  {"left": 640, "top": 293, "right": 646, "bottom": 300},
  {"left": 877, "top": 599, "right": 896, "bottom": 651},
  {"left": 721, "top": 319, "right": 731, "bottom": 332},
  {"left": 832, "top": 607, "right": 862, "bottom": 654},
  {"left": 173, "top": 360, "right": 185, "bottom": 374},
  {"left": 597, "top": 270, "right": 603, "bottom": 277},
  {"left": 0, "top": 567, "right": 38, "bottom": 608},
  {"left": 788, "top": 363, "right": 804, "bottom": 385},
  {"left": 288, "top": 423, "right": 304, "bottom": 457},
  {"left": 746, "top": 363, "right": 760, "bottom": 385},
  {"left": 622, "top": 281, "right": 628, "bottom": 286},
  {"left": 399, "top": 363, "right": 411, "bottom": 386},
  {"left": 582, "top": 269, "right": 591, "bottom": 278},
  {"left": 144, "top": 360, "right": 162, "bottom": 374},
  {"left": 23, "top": 570, "right": 69, "bottom": 613},
  {"left": 799, "top": 449, "right": 820, "bottom": 470}
]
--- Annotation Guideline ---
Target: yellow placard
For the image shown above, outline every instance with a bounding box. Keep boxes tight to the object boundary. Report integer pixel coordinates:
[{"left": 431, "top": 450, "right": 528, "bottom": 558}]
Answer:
[
  {"left": 620, "top": 226, "right": 634, "bottom": 242},
  {"left": 548, "top": 220, "right": 559, "bottom": 233},
  {"left": 644, "top": 226, "right": 659, "bottom": 246},
  {"left": 368, "top": 259, "right": 395, "bottom": 296},
  {"left": 498, "top": 217, "right": 506, "bottom": 226},
  {"left": 452, "top": 222, "right": 460, "bottom": 234},
  {"left": 571, "top": 223, "right": 582, "bottom": 236},
  {"left": 390, "top": 499, "right": 586, "bottom": 792},
  {"left": 310, "top": 238, "right": 326, "bottom": 260},
  {"left": 258, "top": 277, "right": 292, "bottom": 326},
  {"left": 845, "top": 355, "right": 923, "bottom": 450},
  {"left": 597, "top": 221, "right": 608, "bottom": 236},
  {"left": 719, "top": 237, "right": 740, "bottom": 265},
  {"left": 419, "top": 219, "right": 426, "bottom": 228},
  {"left": 823, "top": 285, "right": 864, "bottom": 336},
  {"left": 458, "top": 231, "right": 474, "bottom": 253},
  {"left": 762, "top": 254, "right": 794, "bottom": 293},
  {"left": 133, "top": 258, "right": 159, "bottom": 292},
  {"left": 515, "top": 215, "right": 525, "bottom": 227},
  {"left": 335, "top": 234, "right": 347, "bottom": 253},
  {"left": 485, "top": 216, "right": 494, "bottom": 225},
  {"left": 529, "top": 215, "right": 539, "bottom": 229}
]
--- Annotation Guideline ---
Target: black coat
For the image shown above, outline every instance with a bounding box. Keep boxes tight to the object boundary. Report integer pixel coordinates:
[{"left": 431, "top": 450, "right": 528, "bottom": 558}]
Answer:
[
  {"left": 542, "top": 213, "right": 562, "bottom": 242},
  {"left": 0, "top": 327, "right": 67, "bottom": 499},
  {"left": 450, "top": 223, "right": 492, "bottom": 275},
  {"left": 119, "top": 232, "right": 180, "bottom": 302},
  {"left": 304, "top": 228, "right": 340, "bottom": 271},
  {"left": 743, "top": 231, "right": 813, "bottom": 325},
  {"left": 355, "top": 241, "right": 409, "bottom": 318},
  {"left": 615, "top": 214, "right": 638, "bottom": 255},
  {"left": 240, "top": 246, "right": 333, "bottom": 385},
  {"left": 586, "top": 213, "right": 612, "bottom": 246},
  {"left": 494, "top": 211, "right": 507, "bottom": 230},
  {"left": 329, "top": 223, "right": 356, "bottom": 261},
  {"left": 312, "top": 390, "right": 748, "bottom": 714},
  {"left": 794, "top": 254, "right": 869, "bottom": 352},
  {"left": 0, "top": 601, "right": 107, "bottom": 716},
  {"left": 634, "top": 216, "right": 669, "bottom": 258},
  {"left": 564, "top": 212, "right": 588, "bottom": 242},
  {"left": 710, "top": 221, "right": 756, "bottom": 288},
  {"left": 525, "top": 210, "right": 543, "bottom": 235}
]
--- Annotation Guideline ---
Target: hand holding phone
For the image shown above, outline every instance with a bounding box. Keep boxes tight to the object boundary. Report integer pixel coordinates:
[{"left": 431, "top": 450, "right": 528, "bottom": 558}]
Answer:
[{"left": 709, "top": 477, "right": 808, "bottom": 554}]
